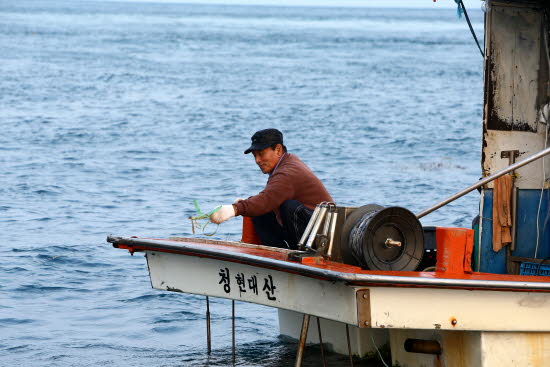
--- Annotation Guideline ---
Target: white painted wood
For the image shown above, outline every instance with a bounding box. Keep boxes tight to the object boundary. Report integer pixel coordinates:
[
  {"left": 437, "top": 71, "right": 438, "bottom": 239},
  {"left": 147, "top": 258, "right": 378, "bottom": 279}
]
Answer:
[
  {"left": 144, "top": 249, "right": 550, "bottom": 364},
  {"left": 482, "top": 130, "right": 550, "bottom": 189},
  {"left": 489, "top": 6, "right": 541, "bottom": 131},
  {"left": 145, "top": 251, "right": 358, "bottom": 325},
  {"left": 146, "top": 250, "right": 550, "bottom": 332},
  {"left": 367, "top": 287, "right": 550, "bottom": 331},
  {"left": 278, "top": 309, "right": 388, "bottom": 358},
  {"left": 482, "top": 5, "right": 549, "bottom": 189}
]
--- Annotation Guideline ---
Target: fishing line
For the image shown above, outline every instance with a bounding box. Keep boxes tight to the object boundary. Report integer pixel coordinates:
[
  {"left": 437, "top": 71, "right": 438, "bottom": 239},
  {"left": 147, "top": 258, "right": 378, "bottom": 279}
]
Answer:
[
  {"left": 370, "top": 334, "right": 390, "bottom": 367},
  {"left": 189, "top": 200, "right": 221, "bottom": 236}
]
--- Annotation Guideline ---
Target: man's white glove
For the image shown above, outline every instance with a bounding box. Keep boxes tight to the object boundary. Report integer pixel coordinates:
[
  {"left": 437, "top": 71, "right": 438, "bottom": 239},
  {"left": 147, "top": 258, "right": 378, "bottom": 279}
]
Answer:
[
  {"left": 233, "top": 197, "right": 246, "bottom": 203},
  {"left": 210, "top": 204, "right": 236, "bottom": 224}
]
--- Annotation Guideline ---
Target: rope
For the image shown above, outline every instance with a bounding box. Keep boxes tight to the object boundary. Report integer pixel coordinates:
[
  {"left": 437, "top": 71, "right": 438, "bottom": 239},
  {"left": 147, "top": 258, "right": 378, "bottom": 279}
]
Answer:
[
  {"left": 455, "top": 0, "right": 485, "bottom": 58},
  {"left": 188, "top": 200, "right": 221, "bottom": 236},
  {"left": 348, "top": 210, "right": 379, "bottom": 267}
]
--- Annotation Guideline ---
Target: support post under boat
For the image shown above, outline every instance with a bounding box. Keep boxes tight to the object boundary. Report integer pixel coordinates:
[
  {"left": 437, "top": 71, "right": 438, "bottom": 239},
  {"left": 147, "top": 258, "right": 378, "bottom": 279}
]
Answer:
[
  {"left": 232, "top": 300, "right": 236, "bottom": 364},
  {"left": 346, "top": 324, "right": 354, "bottom": 367},
  {"left": 295, "top": 314, "right": 311, "bottom": 367},
  {"left": 206, "top": 296, "right": 211, "bottom": 354},
  {"left": 316, "top": 317, "right": 327, "bottom": 367}
]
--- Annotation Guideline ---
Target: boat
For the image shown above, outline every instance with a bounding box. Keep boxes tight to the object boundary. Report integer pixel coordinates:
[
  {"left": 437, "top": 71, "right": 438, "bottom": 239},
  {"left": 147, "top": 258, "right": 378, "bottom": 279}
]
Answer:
[{"left": 108, "top": 1, "right": 550, "bottom": 365}]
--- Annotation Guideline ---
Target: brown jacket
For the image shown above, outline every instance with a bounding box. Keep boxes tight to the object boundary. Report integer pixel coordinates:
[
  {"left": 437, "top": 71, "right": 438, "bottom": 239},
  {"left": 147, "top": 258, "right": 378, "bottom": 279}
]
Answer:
[{"left": 234, "top": 153, "right": 333, "bottom": 217}]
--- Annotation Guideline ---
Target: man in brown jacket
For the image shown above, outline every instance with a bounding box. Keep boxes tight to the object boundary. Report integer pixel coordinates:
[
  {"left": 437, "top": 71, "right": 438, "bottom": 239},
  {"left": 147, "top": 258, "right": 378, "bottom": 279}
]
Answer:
[{"left": 210, "top": 128, "right": 333, "bottom": 249}]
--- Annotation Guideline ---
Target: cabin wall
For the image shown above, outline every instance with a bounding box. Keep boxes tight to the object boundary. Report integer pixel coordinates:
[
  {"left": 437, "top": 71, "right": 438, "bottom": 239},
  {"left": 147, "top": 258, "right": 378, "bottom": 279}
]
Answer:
[
  {"left": 479, "top": 0, "right": 550, "bottom": 273},
  {"left": 482, "top": 1, "right": 549, "bottom": 188}
]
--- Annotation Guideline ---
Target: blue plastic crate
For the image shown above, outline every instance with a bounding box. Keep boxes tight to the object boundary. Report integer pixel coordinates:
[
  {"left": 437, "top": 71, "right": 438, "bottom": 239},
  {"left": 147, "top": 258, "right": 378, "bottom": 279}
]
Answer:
[{"left": 519, "top": 262, "right": 550, "bottom": 276}]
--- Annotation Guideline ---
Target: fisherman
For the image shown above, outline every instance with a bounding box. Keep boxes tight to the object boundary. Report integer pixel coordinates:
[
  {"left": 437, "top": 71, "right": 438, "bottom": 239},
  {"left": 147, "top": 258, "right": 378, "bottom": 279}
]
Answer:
[{"left": 210, "top": 128, "right": 333, "bottom": 249}]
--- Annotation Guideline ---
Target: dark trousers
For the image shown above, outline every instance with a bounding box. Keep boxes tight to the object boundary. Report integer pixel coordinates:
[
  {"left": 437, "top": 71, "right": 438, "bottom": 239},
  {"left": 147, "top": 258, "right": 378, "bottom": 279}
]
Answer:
[{"left": 252, "top": 200, "right": 313, "bottom": 250}]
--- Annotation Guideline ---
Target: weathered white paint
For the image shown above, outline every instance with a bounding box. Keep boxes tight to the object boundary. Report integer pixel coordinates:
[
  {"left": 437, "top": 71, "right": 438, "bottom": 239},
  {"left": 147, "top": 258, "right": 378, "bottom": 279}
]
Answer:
[
  {"left": 146, "top": 250, "right": 550, "bottom": 332},
  {"left": 482, "top": 3, "right": 550, "bottom": 189},
  {"left": 278, "top": 309, "right": 389, "bottom": 358},
  {"left": 482, "top": 129, "right": 550, "bottom": 189},
  {"left": 144, "top": 249, "right": 550, "bottom": 364},
  {"left": 488, "top": 5, "right": 541, "bottom": 131},
  {"left": 390, "top": 329, "right": 550, "bottom": 367},
  {"left": 479, "top": 332, "right": 550, "bottom": 366},
  {"left": 389, "top": 329, "right": 481, "bottom": 367},
  {"left": 145, "top": 251, "right": 358, "bottom": 325},
  {"left": 367, "top": 287, "right": 550, "bottom": 331}
]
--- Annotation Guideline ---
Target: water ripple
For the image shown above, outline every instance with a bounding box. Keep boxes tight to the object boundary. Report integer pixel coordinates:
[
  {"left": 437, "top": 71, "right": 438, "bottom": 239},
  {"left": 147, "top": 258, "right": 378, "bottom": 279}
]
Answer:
[{"left": 1, "top": 1, "right": 483, "bottom": 366}]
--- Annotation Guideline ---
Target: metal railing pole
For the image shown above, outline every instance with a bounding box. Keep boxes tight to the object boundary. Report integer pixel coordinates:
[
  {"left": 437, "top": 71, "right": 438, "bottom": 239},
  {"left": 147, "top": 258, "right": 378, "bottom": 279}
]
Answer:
[{"left": 417, "top": 146, "right": 550, "bottom": 219}]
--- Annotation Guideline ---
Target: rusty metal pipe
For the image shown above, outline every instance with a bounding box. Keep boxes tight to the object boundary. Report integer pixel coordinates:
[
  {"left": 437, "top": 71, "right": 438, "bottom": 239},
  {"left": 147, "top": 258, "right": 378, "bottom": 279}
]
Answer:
[
  {"left": 206, "top": 296, "right": 211, "bottom": 354},
  {"left": 417, "top": 146, "right": 550, "bottom": 219},
  {"left": 404, "top": 338, "right": 441, "bottom": 355},
  {"left": 295, "top": 314, "right": 310, "bottom": 367},
  {"left": 232, "top": 300, "right": 235, "bottom": 364},
  {"left": 316, "top": 317, "right": 326, "bottom": 367}
]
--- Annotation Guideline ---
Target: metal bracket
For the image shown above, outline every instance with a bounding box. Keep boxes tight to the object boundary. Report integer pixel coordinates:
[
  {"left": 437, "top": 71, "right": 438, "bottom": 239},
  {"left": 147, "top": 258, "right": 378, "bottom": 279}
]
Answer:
[
  {"left": 295, "top": 202, "right": 338, "bottom": 259},
  {"left": 501, "top": 150, "right": 520, "bottom": 179},
  {"left": 287, "top": 250, "right": 316, "bottom": 261},
  {"left": 356, "top": 289, "right": 372, "bottom": 328},
  {"left": 500, "top": 150, "right": 519, "bottom": 160}
]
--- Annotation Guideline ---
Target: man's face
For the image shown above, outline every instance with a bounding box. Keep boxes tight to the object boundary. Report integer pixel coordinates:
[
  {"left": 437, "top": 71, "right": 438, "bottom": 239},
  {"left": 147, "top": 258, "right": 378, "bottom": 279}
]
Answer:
[{"left": 252, "top": 145, "right": 283, "bottom": 174}]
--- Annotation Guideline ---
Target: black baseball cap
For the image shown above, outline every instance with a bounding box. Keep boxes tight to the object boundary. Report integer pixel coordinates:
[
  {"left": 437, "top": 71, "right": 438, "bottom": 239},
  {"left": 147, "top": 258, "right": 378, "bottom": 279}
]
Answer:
[{"left": 244, "top": 128, "right": 284, "bottom": 154}]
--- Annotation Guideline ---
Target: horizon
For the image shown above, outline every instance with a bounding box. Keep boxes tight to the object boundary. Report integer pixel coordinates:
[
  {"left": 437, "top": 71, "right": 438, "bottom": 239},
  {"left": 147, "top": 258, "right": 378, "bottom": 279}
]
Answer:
[{"left": 104, "top": 0, "right": 484, "bottom": 9}]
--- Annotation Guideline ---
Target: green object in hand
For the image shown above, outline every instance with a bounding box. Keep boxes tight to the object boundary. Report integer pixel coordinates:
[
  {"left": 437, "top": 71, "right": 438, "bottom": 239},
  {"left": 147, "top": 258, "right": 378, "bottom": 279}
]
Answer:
[
  {"left": 189, "top": 200, "right": 222, "bottom": 236},
  {"left": 190, "top": 200, "right": 221, "bottom": 220}
]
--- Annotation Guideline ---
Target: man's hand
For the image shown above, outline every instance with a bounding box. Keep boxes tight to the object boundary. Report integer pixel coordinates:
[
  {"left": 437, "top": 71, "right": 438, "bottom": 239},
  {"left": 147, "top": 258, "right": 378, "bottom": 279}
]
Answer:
[
  {"left": 210, "top": 205, "right": 236, "bottom": 224},
  {"left": 233, "top": 197, "right": 246, "bottom": 203}
]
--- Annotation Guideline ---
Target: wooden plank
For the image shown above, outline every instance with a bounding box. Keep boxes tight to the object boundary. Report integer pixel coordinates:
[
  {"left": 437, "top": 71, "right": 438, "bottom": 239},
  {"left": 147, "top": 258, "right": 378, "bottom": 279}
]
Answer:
[{"left": 486, "top": 5, "right": 541, "bottom": 131}]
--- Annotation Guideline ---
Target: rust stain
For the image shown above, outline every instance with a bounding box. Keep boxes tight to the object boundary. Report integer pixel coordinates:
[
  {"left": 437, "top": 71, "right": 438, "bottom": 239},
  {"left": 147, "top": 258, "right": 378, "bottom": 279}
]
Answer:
[
  {"left": 526, "top": 333, "right": 544, "bottom": 365},
  {"left": 518, "top": 295, "right": 549, "bottom": 308}
]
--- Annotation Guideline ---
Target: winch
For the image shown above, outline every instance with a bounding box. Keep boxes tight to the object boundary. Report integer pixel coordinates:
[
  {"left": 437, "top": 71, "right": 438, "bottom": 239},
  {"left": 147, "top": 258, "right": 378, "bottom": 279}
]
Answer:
[{"left": 292, "top": 203, "right": 425, "bottom": 271}]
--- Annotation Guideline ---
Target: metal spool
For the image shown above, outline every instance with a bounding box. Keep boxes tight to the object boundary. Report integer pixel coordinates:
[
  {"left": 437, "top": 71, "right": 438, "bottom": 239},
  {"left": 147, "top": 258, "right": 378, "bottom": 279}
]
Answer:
[{"left": 343, "top": 205, "right": 424, "bottom": 271}]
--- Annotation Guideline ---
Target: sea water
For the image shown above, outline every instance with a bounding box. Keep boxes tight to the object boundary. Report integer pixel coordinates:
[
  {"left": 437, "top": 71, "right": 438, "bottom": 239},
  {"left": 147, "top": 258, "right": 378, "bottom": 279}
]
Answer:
[{"left": 1, "top": 1, "right": 483, "bottom": 365}]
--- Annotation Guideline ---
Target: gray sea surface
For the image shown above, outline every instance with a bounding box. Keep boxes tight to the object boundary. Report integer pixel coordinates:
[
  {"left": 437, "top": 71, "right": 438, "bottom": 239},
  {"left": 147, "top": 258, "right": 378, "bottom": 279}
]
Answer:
[{"left": 1, "top": 1, "right": 483, "bottom": 365}]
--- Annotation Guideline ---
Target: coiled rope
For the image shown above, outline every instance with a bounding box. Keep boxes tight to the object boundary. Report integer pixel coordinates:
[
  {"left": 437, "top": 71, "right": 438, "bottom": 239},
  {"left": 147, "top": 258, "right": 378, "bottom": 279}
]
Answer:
[{"left": 348, "top": 209, "right": 379, "bottom": 267}]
